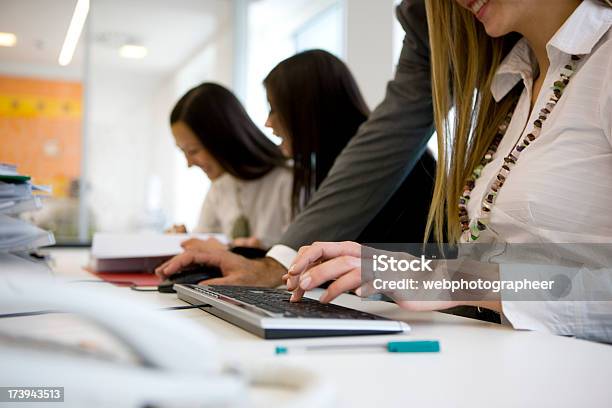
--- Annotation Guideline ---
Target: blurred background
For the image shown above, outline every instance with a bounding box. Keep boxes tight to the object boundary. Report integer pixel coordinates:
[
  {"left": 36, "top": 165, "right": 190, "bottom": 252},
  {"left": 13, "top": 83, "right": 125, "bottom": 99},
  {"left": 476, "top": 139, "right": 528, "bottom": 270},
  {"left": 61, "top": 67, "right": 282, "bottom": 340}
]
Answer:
[{"left": 0, "top": 0, "right": 416, "bottom": 245}]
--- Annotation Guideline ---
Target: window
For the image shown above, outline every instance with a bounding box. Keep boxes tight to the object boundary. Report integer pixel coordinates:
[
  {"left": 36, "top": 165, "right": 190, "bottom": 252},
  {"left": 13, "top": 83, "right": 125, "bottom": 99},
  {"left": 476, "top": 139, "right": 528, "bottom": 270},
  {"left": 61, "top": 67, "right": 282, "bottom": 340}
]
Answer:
[
  {"left": 1, "top": 0, "right": 233, "bottom": 242},
  {"left": 243, "top": 0, "right": 343, "bottom": 143},
  {"left": 294, "top": 3, "right": 343, "bottom": 56}
]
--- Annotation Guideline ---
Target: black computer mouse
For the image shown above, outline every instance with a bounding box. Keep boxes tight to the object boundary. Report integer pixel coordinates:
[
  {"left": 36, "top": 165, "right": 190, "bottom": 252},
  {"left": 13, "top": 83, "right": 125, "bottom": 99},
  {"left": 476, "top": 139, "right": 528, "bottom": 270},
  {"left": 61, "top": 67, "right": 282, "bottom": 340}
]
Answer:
[{"left": 158, "top": 264, "right": 222, "bottom": 293}]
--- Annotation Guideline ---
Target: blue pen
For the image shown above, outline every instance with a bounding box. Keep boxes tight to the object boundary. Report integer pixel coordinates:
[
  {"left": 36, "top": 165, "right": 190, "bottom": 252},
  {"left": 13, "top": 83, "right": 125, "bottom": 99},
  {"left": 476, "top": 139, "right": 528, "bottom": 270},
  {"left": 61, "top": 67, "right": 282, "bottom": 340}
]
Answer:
[{"left": 275, "top": 340, "right": 440, "bottom": 355}]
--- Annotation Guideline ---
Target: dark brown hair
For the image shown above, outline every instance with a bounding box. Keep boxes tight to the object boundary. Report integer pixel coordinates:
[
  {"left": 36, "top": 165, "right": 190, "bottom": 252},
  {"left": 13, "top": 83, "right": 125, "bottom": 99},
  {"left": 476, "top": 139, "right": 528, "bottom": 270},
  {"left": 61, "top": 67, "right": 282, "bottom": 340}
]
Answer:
[
  {"left": 171, "top": 82, "right": 286, "bottom": 180},
  {"left": 264, "top": 49, "right": 369, "bottom": 214}
]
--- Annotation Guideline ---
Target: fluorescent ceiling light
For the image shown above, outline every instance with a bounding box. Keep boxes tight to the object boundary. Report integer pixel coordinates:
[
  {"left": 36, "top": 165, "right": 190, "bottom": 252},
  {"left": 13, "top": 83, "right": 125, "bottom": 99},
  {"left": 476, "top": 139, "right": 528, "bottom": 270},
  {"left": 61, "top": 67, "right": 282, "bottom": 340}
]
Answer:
[
  {"left": 0, "top": 32, "right": 17, "bottom": 47},
  {"left": 119, "top": 44, "right": 148, "bottom": 59},
  {"left": 58, "top": 0, "right": 89, "bottom": 66}
]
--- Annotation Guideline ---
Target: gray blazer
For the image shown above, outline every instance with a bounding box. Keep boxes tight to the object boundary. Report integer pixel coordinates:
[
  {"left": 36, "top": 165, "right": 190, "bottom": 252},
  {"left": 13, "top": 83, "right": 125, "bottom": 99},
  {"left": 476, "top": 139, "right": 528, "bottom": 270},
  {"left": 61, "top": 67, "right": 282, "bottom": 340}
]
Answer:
[{"left": 279, "top": 0, "right": 434, "bottom": 249}]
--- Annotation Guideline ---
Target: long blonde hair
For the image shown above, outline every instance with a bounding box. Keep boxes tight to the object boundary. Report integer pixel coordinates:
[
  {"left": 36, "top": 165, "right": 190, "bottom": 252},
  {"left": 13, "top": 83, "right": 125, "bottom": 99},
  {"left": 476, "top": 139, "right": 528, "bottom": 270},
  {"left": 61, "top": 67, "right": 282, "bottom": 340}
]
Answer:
[
  {"left": 424, "top": 0, "right": 521, "bottom": 244},
  {"left": 425, "top": 0, "right": 611, "bottom": 244}
]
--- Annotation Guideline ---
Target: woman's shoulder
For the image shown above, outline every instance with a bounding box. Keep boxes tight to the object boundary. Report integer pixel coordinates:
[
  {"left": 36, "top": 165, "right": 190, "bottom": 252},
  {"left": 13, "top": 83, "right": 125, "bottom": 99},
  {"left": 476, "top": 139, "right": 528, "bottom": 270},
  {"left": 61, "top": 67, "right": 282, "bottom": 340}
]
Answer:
[
  {"left": 250, "top": 165, "right": 293, "bottom": 190},
  {"left": 267, "top": 164, "right": 293, "bottom": 179},
  {"left": 206, "top": 173, "right": 233, "bottom": 196},
  {"left": 223, "top": 166, "right": 291, "bottom": 188},
  {"left": 254, "top": 164, "right": 292, "bottom": 181}
]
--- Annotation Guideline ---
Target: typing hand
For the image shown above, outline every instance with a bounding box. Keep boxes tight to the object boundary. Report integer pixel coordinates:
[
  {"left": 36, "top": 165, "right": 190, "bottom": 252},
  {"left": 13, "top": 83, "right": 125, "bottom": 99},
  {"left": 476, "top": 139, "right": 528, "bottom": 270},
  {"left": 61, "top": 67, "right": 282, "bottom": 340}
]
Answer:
[
  {"left": 284, "top": 242, "right": 450, "bottom": 307},
  {"left": 181, "top": 237, "right": 228, "bottom": 252},
  {"left": 285, "top": 243, "right": 499, "bottom": 313},
  {"left": 284, "top": 241, "right": 363, "bottom": 303},
  {"left": 155, "top": 250, "right": 286, "bottom": 287}
]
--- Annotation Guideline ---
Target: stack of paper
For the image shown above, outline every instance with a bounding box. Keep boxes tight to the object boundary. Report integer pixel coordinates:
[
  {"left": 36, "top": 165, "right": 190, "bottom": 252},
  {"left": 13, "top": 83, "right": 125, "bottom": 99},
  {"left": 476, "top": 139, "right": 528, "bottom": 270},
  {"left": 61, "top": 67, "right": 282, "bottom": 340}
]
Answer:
[
  {"left": 90, "top": 232, "right": 228, "bottom": 272},
  {"left": 0, "top": 163, "right": 55, "bottom": 253}
]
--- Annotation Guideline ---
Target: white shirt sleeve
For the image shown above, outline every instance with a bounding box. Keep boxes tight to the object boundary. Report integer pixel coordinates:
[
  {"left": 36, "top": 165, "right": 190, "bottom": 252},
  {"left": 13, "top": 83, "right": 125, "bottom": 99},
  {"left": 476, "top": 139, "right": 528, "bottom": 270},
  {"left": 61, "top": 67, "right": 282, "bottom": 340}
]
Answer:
[
  {"left": 499, "top": 263, "right": 612, "bottom": 343},
  {"left": 193, "top": 186, "right": 221, "bottom": 233},
  {"left": 266, "top": 244, "right": 298, "bottom": 271},
  {"left": 600, "top": 48, "right": 612, "bottom": 146}
]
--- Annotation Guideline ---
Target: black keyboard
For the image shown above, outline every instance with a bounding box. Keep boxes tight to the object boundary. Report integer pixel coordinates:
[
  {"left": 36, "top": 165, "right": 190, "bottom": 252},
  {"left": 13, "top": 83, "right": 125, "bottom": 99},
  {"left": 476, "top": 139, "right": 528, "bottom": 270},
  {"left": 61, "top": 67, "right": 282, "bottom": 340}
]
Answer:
[
  {"left": 174, "top": 284, "right": 410, "bottom": 338},
  {"left": 190, "top": 285, "right": 389, "bottom": 320}
]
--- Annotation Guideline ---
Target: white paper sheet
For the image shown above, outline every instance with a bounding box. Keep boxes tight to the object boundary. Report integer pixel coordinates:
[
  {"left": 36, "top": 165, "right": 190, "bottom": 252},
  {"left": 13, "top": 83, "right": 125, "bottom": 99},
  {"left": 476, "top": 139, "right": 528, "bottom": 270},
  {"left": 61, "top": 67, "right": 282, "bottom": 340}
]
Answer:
[
  {"left": 91, "top": 232, "right": 229, "bottom": 259},
  {"left": 0, "top": 214, "right": 56, "bottom": 252}
]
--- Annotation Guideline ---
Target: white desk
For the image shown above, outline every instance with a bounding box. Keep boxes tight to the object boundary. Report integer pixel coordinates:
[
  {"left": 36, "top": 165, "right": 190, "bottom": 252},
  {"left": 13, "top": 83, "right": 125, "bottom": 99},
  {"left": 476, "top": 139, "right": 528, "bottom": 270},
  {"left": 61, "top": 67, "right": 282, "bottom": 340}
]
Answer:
[{"left": 4, "top": 248, "right": 612, "bottom": 407}]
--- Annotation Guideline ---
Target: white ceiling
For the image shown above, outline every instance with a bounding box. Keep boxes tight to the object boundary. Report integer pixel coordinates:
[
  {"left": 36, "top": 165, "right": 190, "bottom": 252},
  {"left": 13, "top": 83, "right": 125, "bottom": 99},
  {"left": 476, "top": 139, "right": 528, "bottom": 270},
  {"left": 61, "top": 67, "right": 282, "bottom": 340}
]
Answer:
[
  {"left": 0, "top": 0, "right": 229, "bottom": 79},
  {"left": 0, "top": 0, "right": 78, "bottom": 66},
  {"left": 90, "top": 0, "right": 228, "bottom": 72}
]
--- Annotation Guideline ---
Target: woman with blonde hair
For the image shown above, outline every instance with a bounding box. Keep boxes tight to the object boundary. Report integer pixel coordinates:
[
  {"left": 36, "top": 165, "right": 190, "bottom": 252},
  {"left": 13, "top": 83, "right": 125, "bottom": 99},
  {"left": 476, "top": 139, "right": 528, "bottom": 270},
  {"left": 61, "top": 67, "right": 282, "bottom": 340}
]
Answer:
[{"left": 286, "top": 0, "right": 612, "bottom": 342}]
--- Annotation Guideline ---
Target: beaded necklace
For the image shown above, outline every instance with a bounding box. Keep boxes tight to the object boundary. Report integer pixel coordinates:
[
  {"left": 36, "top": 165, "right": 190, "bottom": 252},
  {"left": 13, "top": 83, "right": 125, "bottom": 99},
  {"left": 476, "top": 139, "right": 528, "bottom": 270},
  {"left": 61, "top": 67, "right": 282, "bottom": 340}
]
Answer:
[{"left": 459, "top": 54, "right": 582, "bottom": 242}]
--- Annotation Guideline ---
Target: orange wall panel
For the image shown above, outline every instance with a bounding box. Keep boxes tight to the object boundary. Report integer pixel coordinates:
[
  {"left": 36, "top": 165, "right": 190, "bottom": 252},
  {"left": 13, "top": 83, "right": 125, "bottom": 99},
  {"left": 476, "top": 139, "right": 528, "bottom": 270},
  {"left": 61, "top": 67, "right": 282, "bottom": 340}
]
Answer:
[{"left": 0, "top": 75, "right": 82, "bottom": 197}]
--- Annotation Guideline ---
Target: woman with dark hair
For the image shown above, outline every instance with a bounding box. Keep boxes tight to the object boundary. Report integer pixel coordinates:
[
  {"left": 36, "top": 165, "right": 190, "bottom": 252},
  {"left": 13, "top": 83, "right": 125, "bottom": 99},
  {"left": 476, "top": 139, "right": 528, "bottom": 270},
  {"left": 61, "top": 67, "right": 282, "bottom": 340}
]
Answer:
[
  {"left": 169, "top": 82, "right": 292, "bottom": 249},
  {"left": 263, "top": 49, "right": 370, "bottom": 215},
  {"left": 157, "top": 49, "right": 371, "bottom": 274}
]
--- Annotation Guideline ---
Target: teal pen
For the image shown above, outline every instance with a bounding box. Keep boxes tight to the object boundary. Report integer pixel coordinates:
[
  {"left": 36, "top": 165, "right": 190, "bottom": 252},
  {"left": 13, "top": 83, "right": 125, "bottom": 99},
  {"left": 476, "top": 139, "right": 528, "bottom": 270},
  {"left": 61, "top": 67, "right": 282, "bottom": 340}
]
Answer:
[{"left": 275, "top": 340, "right": 440, "bottom": 355}]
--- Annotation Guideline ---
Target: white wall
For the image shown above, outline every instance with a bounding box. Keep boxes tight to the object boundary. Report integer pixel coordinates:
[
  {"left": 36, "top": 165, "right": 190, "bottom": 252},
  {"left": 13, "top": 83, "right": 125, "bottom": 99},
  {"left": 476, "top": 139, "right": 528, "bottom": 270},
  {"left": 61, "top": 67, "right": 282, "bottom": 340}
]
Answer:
[
  {"left": 86, "top": 2, "right": 234, "bottom": 233},
  {"left": 87, "top": 67, "right": 165, "bottom": 232},
  {"left": 343, "top": 0, "right": 396, "bottom": 110}
]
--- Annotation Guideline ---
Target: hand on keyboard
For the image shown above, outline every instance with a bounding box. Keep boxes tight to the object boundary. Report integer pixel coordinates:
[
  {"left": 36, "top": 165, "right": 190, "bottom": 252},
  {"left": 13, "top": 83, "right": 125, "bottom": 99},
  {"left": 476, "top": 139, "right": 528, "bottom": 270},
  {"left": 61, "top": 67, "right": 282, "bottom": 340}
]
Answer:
[
  {"left": 284, "top": 241, "right": 363, "bottom": 304},
  {"left": 155, "top": 249, "right": 286, "bottom": 287},
  {"left": 285, "top": 242, "right": 489, "bottom": 314}
]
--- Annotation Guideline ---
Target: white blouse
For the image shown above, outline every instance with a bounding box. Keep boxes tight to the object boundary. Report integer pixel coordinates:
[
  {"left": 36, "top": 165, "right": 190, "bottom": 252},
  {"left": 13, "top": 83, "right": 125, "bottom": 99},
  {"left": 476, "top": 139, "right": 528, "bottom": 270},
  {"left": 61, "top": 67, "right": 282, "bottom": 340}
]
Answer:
[
  {"left": 194, "top": 166, "right": 293, "bottom": 249},
  {"left": 464, "top": 0, "right": 612, "bottom": 342}
]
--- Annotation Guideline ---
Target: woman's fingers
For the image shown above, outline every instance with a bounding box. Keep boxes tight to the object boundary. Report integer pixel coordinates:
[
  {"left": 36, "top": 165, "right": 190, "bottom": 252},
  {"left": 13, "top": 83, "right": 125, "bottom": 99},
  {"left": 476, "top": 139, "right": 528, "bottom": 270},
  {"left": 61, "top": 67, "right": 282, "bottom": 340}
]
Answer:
[
  {"left": 288, "top": 241, "right": 362, "bottom": 278},
  {"left": 286, "top": 259, "right": 324, "bottom": 291},
  {"left": 286, "top": 242, "right": 361, "bottom": 292},
  {"left": 289, "top": 287, "right": 306, "bottom": 302},
  {"left": 285, "top": 245, "right": 311, "bottom": 290},
  {"left": 301, "top": 256, "right": 360, "bottom": 290},
  {"left": 289, "top": 255, "right": 361, "bottom": 302},
  {"left": 318, "top": 268, "right": 362, "bottom": 303},
  {"left": 288, "top": 247, "right": 312, "bottom": 300}
]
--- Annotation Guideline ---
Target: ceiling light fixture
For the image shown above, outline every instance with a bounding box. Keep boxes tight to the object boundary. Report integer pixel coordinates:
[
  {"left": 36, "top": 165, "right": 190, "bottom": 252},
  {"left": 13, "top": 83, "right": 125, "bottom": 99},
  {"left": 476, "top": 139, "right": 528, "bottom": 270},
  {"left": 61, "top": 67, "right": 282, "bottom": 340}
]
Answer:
[
  {"left": 58, "top": 0, "right": 89, "bottom": 66},
  {"left": 0, "top": 32, "right": 17, "bottom": 47},
  {"left": 119, "top": 44, "right": 148, "bottom": 59}
]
